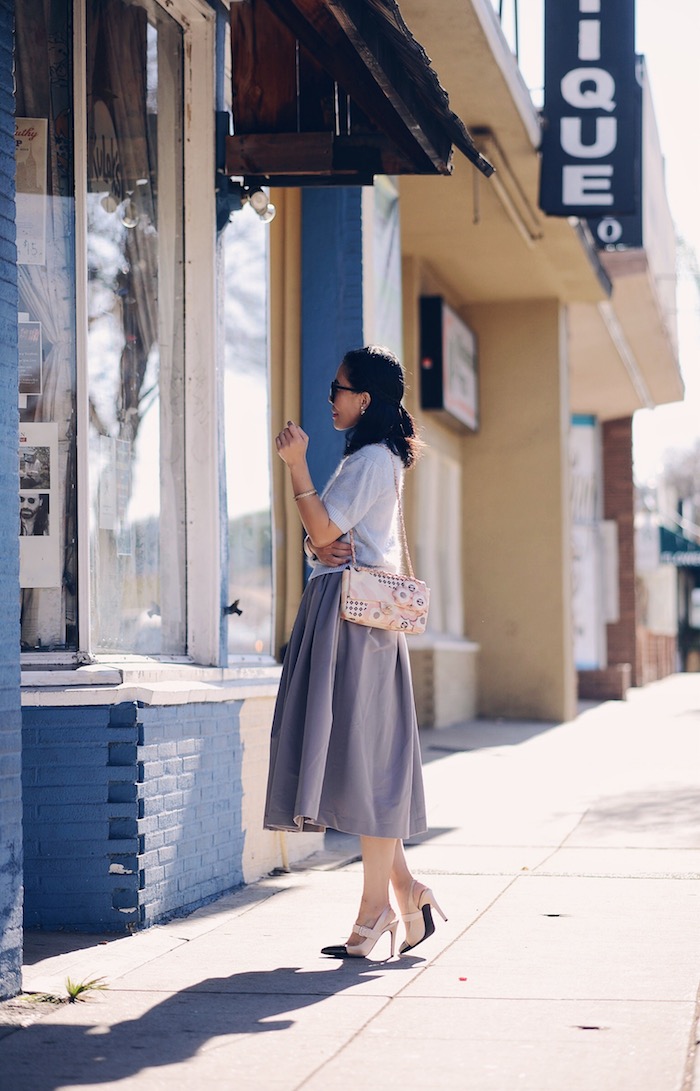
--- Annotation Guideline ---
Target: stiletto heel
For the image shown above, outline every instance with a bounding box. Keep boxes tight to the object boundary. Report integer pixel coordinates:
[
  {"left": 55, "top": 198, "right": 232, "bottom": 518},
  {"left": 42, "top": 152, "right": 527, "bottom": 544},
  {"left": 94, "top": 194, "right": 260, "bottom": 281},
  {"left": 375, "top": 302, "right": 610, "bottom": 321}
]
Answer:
[
  {"left": 321, "top": 906, "right": 398, "bottom": 959},
  {"left": 399, "top": 882, "right": 448, "bottom": 955}
]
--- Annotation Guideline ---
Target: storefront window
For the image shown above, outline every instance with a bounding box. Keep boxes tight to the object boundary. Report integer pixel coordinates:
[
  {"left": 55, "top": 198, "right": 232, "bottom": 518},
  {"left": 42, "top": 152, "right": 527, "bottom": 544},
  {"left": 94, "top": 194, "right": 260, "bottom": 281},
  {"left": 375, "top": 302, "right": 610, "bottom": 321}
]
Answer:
[
  {"left": 17, "top": 0, "right": 242, "bottom": 663},
  {"left": 16, "top": 0, "right": 78, "bottom": 652},
  {"left": 222, "top": 207, "right": 274, "bottom": 657},
  {"left": 86, "top": 0, "right": 186, "bottom": 653}
]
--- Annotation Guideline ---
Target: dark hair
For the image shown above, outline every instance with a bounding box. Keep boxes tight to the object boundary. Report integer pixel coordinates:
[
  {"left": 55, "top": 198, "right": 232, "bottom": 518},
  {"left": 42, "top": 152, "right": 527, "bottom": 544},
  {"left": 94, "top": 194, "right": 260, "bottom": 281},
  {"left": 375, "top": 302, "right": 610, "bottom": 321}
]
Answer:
[{"left": 341, "top": 346, "right": 421, "bottom": 468}]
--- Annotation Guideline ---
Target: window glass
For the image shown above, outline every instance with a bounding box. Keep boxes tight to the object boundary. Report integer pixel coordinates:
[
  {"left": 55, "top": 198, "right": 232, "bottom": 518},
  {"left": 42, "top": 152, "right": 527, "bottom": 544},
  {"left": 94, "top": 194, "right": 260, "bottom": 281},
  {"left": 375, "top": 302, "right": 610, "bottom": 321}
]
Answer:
[
  {"left": 222, "top": 206, "right": 274, "bottom": 657},
  {"left": 15, "top": 0, "right": 78, "bottom": 651},
  {"left": 86, "top": 0, "right": 186, "bottom": 653}
]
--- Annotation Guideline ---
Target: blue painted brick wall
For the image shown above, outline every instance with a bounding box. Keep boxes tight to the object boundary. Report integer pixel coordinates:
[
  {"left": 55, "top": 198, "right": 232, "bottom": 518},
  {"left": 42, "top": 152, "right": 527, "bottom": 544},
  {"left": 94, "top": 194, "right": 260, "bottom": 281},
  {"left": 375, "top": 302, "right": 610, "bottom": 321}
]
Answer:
[
  {"left": 138, "top": 702, "right": 244, "bottom": 926},
  {"left": 0, "top": 0, "right": 23, "bottom": 1000},
  {"left": 22, "top": 701, "right": 244, "bottom": 932},
  {"left": 23, "top": 705, "right": 141, "bottom": 932}
]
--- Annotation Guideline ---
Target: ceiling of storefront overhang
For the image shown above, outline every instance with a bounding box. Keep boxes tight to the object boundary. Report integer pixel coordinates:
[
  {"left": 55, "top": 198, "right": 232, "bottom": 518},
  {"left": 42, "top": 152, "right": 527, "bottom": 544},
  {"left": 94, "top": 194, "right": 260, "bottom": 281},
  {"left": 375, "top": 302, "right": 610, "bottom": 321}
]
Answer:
[
  {"left": 568, "top": 255, "right": 684, "bottom": 421},
  {"left": 396, "top": 0, "right": 609, "bottom": 304}
]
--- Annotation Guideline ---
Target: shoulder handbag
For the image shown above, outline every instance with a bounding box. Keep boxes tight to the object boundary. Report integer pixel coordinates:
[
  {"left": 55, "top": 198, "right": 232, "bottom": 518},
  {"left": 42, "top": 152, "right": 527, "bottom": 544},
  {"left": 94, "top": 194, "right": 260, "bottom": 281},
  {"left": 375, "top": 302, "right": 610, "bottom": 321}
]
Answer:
[{"left": 340, "top": 454, "right": 430, "bottom": 635}]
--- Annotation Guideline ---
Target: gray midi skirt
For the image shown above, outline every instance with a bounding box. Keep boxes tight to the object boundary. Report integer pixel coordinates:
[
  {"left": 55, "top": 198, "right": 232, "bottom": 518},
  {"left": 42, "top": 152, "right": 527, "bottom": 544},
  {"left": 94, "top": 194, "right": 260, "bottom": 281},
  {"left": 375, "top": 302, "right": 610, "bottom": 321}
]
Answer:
[{"left": 264, "top": 571, "right": 427, "bottom": 839}]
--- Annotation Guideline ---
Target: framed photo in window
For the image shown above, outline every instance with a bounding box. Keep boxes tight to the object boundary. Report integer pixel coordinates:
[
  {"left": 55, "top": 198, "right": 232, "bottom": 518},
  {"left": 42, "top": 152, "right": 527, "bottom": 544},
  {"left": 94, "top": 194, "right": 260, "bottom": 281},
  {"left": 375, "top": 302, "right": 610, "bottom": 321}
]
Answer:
[{"left": 19, "top": 422, "right": 61, "bottom": 588}]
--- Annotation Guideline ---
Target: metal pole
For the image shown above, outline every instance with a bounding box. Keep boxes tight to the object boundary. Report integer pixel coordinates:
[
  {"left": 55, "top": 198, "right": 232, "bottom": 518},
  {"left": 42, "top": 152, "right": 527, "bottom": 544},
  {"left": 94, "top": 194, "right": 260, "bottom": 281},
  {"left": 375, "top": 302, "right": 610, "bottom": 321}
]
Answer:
[{"left": 514, "top": 0, "right": 520, "bottom": 61}]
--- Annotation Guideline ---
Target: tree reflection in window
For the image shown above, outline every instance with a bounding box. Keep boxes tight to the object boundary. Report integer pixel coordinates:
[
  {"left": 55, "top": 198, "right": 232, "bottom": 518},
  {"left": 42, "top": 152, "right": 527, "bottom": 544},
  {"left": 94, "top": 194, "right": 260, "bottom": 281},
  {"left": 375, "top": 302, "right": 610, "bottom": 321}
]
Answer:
[{"left": 87, "top": 0, "right": 186, "bottom": 654}]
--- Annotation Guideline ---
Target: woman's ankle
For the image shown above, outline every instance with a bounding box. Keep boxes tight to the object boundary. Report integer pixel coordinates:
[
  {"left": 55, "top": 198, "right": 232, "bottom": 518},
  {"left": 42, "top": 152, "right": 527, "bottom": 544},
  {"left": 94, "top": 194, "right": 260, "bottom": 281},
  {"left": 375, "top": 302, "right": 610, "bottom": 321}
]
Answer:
[
  {"left": 391, "top": 877, "right": 426, "bottom": 912},
  {"left": 356, "top": 900, "right": 391, "bottom": 926}
]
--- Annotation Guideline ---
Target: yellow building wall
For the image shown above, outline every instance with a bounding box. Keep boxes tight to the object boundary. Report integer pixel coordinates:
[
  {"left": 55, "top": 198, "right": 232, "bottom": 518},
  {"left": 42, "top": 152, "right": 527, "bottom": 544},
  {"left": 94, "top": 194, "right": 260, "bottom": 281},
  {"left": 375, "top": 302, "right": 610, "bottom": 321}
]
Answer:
[
  {"left": 269, "top": 189, "right": 304, "bottom": 653},
  {"left": 461, "top": 299, "right": 576, "bottom": 722}
]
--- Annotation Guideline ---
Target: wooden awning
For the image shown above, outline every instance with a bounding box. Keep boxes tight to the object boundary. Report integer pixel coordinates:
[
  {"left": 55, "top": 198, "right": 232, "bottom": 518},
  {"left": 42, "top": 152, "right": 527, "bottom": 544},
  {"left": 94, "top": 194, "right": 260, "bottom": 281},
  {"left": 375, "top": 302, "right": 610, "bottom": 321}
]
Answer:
[{"left": 227, "top": 0, "right": 494, "bottom": 185}]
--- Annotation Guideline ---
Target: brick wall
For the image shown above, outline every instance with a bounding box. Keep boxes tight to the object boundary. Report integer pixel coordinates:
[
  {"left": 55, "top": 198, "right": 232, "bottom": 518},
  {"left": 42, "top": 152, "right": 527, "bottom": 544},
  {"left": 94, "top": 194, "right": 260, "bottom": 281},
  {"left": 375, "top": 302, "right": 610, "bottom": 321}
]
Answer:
[
  {"left": 23, "top": 706, "right": 141, "bottom": 931},
  {"left": 0, "top": 0, "right": 23, "bottom": 1000},
  {"left": 22, "top": 696, "right": 321, "bottom": 932},
  {"left": 138, "top": 702, "right": 245, "bottom": 926},
  {"left": 23, "top": 702, "right": 246, "bottom": 931},
  {"left": 636, "top": 629, "right": 676, "bottom": 688},
  {"left": 301, "top": 187, "right": 363, "bottom": 493},
  {"left": 602, "top": 417, "right": 637, "bottom": 685}
]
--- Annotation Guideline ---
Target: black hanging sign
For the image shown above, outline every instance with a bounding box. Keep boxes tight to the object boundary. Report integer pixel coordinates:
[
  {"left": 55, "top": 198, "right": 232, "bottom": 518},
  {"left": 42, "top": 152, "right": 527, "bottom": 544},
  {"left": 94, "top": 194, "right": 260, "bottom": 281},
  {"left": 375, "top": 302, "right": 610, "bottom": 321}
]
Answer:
[{"left": 540, "top": 0, "right": 637, "bottom": 218}]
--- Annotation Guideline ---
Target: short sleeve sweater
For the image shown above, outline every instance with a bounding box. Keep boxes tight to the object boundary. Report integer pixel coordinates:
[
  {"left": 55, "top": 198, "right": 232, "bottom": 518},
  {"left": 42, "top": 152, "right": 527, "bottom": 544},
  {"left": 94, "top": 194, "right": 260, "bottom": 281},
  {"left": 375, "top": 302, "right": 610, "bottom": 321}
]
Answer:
[{"left": 307, "top": 443, "right": 403, "bottom": 580}]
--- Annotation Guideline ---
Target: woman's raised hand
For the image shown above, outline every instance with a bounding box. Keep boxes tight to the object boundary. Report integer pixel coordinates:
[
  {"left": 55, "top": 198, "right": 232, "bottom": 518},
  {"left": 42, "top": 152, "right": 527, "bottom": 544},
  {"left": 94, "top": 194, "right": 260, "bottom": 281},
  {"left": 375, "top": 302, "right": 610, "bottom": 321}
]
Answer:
[{"left": 275, "top": 421, "right": 309, "bottom": 466}]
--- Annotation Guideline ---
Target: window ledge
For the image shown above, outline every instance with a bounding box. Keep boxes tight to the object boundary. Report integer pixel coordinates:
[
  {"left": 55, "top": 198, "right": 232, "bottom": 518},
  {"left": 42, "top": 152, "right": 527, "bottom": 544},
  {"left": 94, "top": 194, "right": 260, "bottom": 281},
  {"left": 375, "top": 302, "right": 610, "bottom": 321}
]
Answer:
[{"left": 21, "top": 661, "right": 282, "bottom": 707}]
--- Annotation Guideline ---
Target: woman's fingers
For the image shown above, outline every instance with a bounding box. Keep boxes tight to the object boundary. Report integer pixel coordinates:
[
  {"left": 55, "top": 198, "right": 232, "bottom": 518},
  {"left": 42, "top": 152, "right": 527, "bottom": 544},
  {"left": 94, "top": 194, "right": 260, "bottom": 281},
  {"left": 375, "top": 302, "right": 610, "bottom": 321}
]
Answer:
[
  {"left": 276, "top": 421, "right": 306, "bottom": 444},
  {"left": 275, "top": 420, "right": 310, "bottom": 464}
]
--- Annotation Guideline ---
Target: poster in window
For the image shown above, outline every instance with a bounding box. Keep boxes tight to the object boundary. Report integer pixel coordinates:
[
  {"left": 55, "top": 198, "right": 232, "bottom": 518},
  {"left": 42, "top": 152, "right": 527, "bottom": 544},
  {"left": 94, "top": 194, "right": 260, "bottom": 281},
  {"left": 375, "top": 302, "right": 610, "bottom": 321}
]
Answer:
[
  {"left": 19, "top": 423, "right": 61, "bottom": 588},
  {"left": 15, "top": 118, "right": 48, "bottom": 266},
  {"left": 18, "top": 319, "right": 43, "bottom": 396}
]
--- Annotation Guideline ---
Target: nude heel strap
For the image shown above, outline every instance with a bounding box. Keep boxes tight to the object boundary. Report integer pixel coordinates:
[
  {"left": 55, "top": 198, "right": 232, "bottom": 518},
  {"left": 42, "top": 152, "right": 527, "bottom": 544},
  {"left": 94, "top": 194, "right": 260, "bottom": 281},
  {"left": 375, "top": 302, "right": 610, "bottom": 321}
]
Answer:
[
  {"left": 400, "top": 883, "right": 448, "bottom": 955},
  {"left": 348, "top": 908, "right": 398, "bottom": 958}
]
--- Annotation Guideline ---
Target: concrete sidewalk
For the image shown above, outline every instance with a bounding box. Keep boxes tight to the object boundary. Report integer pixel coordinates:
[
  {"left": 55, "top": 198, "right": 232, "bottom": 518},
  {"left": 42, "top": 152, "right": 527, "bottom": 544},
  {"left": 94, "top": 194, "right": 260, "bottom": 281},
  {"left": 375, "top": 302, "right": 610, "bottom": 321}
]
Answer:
[{"left": 2, "top": 674, "right": 700, "bottom": 1090}]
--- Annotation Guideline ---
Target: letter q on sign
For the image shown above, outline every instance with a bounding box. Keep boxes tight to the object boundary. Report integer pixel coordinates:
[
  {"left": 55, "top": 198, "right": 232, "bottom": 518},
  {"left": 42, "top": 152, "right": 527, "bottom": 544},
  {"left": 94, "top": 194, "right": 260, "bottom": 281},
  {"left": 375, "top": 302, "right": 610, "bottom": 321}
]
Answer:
[{"left": 561, "top": 68, "right": 616, "bottom": 112}]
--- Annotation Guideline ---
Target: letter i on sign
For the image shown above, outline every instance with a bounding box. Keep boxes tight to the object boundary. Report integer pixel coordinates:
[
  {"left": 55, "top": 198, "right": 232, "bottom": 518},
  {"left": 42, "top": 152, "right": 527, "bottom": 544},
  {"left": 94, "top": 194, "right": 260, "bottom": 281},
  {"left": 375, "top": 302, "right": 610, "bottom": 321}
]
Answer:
[
  {"left": 579, "top": 0, "right": 601, "bottom": 61},
  {"left": 578, "top": 20, "right": 600, "bottom": 61}
]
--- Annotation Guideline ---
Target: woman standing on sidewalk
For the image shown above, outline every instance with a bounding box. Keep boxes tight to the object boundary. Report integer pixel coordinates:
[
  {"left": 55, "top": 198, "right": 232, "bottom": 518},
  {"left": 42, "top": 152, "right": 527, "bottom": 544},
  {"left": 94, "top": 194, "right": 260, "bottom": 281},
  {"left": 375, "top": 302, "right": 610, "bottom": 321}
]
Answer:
[{"left": 264, "top": 345, "right": 446, "bottom": 959}]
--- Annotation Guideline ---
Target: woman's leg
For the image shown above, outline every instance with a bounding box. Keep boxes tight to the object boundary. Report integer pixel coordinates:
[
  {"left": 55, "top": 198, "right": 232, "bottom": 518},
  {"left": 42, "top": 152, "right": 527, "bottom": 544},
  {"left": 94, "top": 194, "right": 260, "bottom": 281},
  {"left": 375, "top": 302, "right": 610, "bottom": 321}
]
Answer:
[
  {"left": 347, "top": 835, "right": 398, "bottom": 942},
  {"left": 348, "top": 838, "right": 428, "bottom": 937},
  {"left": 390, "top": 840, "right": 427, "bottom": 917},
  {"left": 343, "top": 838, "right": 442, "bottom": 954}
]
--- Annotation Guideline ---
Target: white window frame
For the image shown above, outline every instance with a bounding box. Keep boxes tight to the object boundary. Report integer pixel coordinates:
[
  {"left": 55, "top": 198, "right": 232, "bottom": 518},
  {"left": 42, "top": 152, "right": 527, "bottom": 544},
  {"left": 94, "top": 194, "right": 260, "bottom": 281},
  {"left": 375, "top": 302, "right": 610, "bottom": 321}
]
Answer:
[{"left": 73, "top": 0, "right": 221, "bottom": 667}]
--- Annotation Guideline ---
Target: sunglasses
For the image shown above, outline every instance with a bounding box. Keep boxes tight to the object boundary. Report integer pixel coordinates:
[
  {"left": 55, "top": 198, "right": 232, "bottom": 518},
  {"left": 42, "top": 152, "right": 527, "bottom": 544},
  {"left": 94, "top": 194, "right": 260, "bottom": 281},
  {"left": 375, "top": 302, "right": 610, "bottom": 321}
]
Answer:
[{"left": 329, "top": 380, "right": 361, "bottom": 402}]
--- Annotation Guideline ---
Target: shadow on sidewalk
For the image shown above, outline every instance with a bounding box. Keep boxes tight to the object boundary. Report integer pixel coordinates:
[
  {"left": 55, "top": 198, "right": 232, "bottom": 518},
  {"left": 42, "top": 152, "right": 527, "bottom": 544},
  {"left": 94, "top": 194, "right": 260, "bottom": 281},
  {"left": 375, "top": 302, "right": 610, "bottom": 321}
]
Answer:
[
  {"left": 420, "top": 717, "right": 560, "bottom": 764},
  {"left": 23, "top": 932, "right": 121, "bottom": 966},
  {"left": 6, "top": 959, "right": 420, "bottom": 1089},
  {"left": 577, "top": 785, "right": 700, "bottom": 841}
]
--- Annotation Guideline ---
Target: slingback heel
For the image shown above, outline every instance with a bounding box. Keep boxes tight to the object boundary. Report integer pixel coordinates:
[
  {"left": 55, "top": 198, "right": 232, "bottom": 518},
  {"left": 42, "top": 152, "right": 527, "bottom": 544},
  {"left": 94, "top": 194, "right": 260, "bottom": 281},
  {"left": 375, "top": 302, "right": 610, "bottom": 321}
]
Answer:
[
  {"left": 321, "top": 906, "right": 398, "bottom": 959},
  {"left": 400, "top": 883, "right": 448, "bottom": 955}
]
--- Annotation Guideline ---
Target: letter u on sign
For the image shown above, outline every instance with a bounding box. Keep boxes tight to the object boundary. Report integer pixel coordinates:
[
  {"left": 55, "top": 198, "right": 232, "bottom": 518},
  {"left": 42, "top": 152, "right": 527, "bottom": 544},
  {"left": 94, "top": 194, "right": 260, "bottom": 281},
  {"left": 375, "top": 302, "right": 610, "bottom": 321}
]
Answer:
[{"left": 560, "top": 117, "right": 617, "bottom": 158}]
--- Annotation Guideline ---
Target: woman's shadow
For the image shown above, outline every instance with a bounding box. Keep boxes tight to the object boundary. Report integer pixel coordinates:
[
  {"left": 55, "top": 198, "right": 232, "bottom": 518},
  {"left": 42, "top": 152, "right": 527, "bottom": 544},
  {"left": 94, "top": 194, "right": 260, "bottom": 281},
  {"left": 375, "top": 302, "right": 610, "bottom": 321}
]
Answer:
[{"left": 6, "top": 958, "right": 422, "bottom": 1089}]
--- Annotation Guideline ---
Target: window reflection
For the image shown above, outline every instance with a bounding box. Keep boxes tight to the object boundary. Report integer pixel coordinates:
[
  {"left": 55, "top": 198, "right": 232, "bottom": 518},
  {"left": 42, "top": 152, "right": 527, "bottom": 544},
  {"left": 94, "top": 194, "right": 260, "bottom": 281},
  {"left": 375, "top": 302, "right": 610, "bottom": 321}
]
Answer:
[
  {"left": 87, "top": 0, "right": 186, "bottom": 654},
  {"left": 15, "top": 0, "right": 78, "bottom": 651},
  {"left": 223, "top": 206, "right": 274, "bottom": 657}
]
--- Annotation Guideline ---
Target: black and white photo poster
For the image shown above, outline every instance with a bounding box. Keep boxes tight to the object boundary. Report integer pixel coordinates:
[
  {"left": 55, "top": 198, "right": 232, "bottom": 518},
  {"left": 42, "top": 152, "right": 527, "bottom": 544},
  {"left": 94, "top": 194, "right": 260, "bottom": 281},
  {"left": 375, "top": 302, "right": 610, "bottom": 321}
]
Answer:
[{"left": 19, "top": 422, "right": 60, "bottom": 588}]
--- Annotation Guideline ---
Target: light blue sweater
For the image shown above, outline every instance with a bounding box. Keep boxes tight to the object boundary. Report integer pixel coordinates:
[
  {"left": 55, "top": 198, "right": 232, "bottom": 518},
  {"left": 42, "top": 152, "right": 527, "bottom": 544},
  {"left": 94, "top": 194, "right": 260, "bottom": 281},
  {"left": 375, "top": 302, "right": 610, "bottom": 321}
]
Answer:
[{"left": 307, "top": 443, "right": 403, "bottom": 579}]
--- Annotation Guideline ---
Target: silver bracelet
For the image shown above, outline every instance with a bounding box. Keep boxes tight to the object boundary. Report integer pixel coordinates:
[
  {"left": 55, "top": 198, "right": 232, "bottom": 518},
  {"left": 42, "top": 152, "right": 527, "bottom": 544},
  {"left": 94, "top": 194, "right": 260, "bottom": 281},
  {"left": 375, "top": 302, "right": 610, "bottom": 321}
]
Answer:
[{"left": 294, "top": 488, "right": 317, "bottom": 501}]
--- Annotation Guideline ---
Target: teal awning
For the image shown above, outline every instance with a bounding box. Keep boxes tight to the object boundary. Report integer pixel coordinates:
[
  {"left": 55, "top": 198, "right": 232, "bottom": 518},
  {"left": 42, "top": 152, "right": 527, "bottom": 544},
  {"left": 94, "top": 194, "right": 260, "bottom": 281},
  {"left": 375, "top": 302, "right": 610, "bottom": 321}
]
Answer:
[{"left": 660, "top": 526, "right": 700, "bottom": 566}]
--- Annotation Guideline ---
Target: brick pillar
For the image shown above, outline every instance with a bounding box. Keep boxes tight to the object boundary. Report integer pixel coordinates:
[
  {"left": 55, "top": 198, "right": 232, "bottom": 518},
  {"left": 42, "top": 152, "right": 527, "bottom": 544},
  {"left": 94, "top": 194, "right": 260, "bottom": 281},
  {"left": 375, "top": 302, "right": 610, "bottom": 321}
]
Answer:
[
  {"left": 0, "top": 0, "right": 22, "bottom": 1000},
  {"left": 602, "top": 417, "right": 637, "bottom": 685}
]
